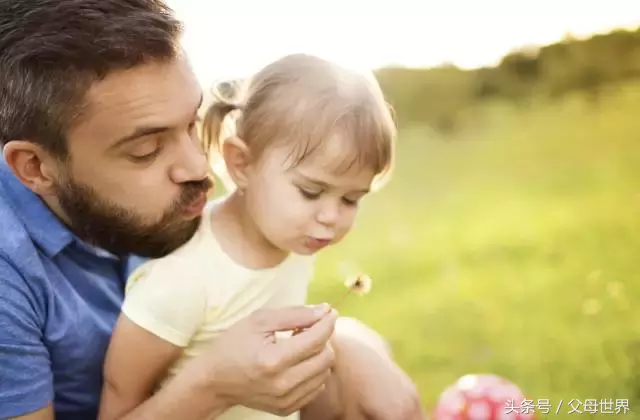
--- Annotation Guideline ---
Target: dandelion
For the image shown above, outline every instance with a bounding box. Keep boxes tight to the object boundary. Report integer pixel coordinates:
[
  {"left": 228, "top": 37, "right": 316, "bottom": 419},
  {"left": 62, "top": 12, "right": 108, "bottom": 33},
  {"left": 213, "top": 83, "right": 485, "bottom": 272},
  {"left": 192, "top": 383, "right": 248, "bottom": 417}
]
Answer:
[
  {"left": 330, "top": 273, "right": 372, "bottom": 309},
  {"left": 344, "top": 273, "right": 373, "bottom": 296}
]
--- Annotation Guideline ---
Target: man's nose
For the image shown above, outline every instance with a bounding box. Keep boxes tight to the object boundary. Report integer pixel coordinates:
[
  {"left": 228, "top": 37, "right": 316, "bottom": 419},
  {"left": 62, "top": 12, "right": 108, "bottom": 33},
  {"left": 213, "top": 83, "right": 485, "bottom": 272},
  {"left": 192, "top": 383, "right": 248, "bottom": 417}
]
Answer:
[{"left": 169, "top": 133, "right": 209, "bottom": 184}]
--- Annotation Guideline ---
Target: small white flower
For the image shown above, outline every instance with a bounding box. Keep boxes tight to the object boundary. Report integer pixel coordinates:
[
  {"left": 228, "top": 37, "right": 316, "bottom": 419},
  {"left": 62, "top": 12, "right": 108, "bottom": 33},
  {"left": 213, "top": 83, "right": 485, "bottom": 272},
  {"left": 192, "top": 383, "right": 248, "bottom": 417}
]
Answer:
[{"left": 344, "top": 273, "right": 372, "bottom": 295}]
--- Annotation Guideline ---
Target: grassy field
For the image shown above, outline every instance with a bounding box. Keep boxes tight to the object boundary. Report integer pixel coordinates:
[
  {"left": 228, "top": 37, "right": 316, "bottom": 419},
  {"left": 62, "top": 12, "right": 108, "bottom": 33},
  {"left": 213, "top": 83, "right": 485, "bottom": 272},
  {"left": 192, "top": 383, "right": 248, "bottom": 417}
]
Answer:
[{"left": 307, "top": 80, "right": 640, "bottom": 418}]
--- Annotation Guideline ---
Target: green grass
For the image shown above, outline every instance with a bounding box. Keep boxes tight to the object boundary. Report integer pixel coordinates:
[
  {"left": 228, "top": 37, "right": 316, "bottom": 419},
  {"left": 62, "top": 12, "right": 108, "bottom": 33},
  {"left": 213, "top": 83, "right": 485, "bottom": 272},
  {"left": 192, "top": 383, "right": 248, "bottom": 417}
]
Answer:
[{"left": 308, "top": 81, "right": 640, "bottom": 418}]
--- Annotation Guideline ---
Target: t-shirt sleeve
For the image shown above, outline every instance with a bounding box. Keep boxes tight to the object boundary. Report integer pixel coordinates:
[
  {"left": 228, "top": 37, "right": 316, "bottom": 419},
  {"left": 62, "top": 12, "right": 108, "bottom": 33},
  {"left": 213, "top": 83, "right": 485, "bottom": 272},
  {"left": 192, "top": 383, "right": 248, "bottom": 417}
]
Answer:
[
  {"left": 0, "top": 257, "right": 53, "bottom": 418},
  {"left": 121, "top": 258, "right": 209, "bottom": 347}
]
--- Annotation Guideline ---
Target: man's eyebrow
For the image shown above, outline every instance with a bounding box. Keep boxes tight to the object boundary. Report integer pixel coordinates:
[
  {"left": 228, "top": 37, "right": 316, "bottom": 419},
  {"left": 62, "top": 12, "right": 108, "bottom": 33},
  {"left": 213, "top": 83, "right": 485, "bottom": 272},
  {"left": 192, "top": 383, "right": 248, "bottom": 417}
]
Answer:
[
  {"left": 110, "top": 126, "right": 170, "bottom": 150},
  {"left": 111, "top": 92, "right": 204, "bottom": 150}
]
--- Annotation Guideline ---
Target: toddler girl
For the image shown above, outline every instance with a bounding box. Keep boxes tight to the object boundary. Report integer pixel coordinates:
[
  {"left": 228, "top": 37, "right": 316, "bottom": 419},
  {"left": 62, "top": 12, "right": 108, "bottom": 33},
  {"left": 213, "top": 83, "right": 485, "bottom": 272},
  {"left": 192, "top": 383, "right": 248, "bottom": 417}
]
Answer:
[{"left": 99, "top": 53, "right": 396, "bottom": 420}]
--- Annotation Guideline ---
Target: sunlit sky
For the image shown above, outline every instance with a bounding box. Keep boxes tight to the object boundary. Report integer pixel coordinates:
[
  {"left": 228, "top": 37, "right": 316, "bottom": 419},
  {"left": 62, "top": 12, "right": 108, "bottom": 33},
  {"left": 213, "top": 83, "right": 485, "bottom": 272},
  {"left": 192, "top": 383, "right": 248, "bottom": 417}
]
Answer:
[{"left": 166, "top": 0, "right": 640, "bottom": 88}]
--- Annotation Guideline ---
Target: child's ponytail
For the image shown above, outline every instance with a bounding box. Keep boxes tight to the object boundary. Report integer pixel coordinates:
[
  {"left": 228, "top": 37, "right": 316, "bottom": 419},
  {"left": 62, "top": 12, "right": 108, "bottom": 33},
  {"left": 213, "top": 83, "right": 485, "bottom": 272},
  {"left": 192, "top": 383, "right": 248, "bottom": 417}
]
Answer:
[
  {"left": 200, "top": 83, "right": 242, "bottom": 159},
  {"left": 200, "top": 81, "right": 243, "bottom": 192}
]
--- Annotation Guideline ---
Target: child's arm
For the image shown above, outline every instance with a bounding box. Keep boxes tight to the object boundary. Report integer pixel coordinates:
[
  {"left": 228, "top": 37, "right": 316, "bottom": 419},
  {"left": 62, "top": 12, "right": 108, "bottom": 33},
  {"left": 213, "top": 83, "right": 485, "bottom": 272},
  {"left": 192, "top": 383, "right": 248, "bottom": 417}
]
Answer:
[
  {"left": 99, "top": 314, "right": 183, "bottom": 420},
  {"left": 97, "top": 262, "right": 210, "bottom": 420}
]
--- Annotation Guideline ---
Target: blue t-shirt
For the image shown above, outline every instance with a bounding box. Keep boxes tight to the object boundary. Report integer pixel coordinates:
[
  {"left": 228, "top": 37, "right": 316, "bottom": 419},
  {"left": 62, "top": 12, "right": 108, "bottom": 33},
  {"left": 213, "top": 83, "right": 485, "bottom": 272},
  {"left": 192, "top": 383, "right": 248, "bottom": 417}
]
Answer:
[{"left": 0, "top": 160, "right": 146, "bottom": 419}]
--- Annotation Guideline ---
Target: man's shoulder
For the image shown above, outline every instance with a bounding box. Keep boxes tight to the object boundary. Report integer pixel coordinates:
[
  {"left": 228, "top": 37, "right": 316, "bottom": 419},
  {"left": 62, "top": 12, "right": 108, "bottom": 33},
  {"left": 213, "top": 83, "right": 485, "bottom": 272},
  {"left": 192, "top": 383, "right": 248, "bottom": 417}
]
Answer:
[
  {"left": 0, "top": 195, "right": 45, "bottom": 280},
  {"left": 0, "top": 221, "right": 47, "bottom": 328},
  {"left": 0, "top": 194, "right": 36, "bottom": 255},
  {"left": 0, "top": 194, "right": 53, "bottom": 310}
]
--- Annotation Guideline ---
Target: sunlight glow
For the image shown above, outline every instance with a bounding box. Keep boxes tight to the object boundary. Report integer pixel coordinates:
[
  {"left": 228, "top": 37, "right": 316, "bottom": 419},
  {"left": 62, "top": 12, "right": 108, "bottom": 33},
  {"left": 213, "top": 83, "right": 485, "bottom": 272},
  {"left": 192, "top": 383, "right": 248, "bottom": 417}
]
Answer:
[{"left": 166, "top": 0, "right": 640, "bottom": 88}]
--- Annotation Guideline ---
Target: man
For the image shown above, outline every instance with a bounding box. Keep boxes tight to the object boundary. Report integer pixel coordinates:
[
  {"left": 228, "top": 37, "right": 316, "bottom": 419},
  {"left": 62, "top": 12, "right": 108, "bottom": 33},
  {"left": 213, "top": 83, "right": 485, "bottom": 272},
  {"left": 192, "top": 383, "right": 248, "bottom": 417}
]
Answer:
[{"left": 0, "top": 1, "right": 424, "bottom": 419}]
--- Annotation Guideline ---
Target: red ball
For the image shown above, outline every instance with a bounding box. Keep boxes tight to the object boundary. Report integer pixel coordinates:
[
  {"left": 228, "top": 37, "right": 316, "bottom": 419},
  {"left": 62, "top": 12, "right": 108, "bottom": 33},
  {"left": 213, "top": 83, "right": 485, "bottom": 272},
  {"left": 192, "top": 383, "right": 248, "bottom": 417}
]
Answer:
[{"left": 432, "top": 374, "right": 537, "bottom": 419}]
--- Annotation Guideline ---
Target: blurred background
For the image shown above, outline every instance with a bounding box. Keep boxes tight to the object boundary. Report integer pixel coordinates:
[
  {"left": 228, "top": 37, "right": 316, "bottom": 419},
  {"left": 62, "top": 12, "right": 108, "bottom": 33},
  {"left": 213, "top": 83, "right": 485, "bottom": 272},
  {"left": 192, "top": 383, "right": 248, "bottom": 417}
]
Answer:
[{"left": 167, "top": 1, "right": 640, "bottom": 417}]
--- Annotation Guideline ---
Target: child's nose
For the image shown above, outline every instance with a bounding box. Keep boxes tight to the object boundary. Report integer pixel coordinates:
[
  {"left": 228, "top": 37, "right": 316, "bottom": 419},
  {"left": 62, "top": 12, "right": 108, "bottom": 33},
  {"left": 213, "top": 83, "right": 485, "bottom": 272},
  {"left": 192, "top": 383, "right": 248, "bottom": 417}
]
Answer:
[{"left": 316, "top": 200, "right": 341, "bottom": 226}]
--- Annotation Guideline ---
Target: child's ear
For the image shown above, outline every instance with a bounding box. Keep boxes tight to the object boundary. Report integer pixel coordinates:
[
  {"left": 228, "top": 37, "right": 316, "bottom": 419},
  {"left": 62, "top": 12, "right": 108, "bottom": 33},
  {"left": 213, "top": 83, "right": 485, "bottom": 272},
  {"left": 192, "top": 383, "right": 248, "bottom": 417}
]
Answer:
[{"left": 222, "top": 136, "right": 251, "bottom": 189}]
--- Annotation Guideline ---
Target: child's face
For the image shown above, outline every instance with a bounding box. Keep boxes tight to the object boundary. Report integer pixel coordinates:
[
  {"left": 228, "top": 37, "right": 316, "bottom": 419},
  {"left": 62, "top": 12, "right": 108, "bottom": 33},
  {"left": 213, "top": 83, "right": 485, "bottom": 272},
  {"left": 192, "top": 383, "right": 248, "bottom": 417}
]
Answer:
[{"left": 245, "top": 139, "right": 375, "bottom": 255}]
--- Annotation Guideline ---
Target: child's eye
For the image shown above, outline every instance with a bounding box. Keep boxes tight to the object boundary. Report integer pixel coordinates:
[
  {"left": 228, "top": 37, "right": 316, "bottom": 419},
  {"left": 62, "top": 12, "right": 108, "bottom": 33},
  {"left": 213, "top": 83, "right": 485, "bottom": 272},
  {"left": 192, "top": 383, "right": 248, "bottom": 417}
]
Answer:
[
  {"left": 342, "top": 197, "right": 359, "bottom": 206},
  {"left": 298, "top": 187, "right": 322, "bottom": 200}
]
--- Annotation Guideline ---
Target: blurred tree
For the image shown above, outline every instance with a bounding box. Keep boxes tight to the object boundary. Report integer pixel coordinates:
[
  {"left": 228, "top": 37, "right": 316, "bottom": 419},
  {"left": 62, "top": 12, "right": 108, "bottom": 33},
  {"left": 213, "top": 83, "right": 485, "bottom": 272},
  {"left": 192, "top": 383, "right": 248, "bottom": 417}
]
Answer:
[{"left": 373, "top": 26, "right": 640, "bottom": 131}]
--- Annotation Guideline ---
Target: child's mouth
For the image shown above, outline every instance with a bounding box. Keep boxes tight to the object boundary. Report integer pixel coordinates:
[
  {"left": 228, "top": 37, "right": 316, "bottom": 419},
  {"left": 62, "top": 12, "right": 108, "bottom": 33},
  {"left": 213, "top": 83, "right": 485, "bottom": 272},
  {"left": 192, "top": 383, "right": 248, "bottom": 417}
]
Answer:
[{"left": 305, "top": 237, "right": 332, "bottom": 250}]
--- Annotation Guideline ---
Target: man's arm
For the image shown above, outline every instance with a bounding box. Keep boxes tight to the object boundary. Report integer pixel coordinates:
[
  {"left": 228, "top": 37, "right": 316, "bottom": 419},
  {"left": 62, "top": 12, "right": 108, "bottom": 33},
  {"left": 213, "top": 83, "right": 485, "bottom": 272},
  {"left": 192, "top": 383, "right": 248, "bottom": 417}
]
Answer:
[
  {"left": 124, "top": 307, "right": 339, "bottom": 420},
  {"left": 0, "top": 258, "right": 54, "bottom": 419}
]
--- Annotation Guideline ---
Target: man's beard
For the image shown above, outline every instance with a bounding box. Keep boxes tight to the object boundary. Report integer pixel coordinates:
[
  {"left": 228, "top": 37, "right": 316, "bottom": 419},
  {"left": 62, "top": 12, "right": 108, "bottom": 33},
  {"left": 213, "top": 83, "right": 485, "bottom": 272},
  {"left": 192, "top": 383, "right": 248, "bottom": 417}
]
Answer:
[{"left": 54, "top": 172, "right": 213, "bottom": 258}]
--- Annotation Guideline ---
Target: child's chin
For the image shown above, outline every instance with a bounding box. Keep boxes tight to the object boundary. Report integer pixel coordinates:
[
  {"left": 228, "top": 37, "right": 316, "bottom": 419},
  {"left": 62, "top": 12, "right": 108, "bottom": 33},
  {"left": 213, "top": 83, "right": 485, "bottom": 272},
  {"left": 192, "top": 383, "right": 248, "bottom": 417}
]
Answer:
[{"left": 292, "top": 246, "right": 323, "bottom": 256}]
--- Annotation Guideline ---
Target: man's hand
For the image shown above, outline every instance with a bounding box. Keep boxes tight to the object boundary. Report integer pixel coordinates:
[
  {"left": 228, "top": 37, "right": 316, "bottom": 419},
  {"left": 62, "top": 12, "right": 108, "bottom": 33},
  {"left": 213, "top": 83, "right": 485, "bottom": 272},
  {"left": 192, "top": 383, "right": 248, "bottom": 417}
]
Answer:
[
  {"left": 330, "top": 317, "right": 426, "bottom": 420},
  {"left": 178, "top": 304, "right": 338, "bottom": 417}
]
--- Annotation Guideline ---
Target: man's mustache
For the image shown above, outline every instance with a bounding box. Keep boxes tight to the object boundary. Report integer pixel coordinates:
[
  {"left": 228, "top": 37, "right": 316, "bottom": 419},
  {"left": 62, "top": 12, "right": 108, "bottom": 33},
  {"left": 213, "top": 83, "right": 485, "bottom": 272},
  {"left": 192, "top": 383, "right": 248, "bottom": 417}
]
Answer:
[{"left": 178, "top": 177, "right": 214, "bottom": 207}]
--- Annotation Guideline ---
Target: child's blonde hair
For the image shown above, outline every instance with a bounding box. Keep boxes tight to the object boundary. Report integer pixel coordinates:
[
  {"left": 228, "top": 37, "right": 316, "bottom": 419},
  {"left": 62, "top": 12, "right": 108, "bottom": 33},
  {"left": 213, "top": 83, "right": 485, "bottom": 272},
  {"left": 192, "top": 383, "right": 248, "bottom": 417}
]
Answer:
[{"left": 201, "top": 53, "right": 397, "bottom": 191}]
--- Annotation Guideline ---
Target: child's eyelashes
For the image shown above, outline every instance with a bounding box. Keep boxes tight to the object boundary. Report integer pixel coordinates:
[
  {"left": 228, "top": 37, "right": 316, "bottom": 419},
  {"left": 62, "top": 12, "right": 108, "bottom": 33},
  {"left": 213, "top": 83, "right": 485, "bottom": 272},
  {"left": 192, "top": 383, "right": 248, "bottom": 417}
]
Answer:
[
  {"left": 297, "top": 186, "right": 360, "bottom": 206},
  {"left": 298, "top": 187, "right": 322, "bottom": 200},
  {"left": 341, "top": 197, "right": 359, "bottom": 206}
]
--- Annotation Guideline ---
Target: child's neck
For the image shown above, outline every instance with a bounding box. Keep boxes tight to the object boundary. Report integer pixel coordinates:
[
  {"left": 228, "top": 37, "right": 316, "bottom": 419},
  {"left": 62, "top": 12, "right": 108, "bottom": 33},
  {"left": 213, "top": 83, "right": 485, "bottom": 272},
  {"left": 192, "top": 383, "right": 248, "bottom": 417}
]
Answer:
[{"left": 209, "top": 191, "right": 290, "bottom": 270}]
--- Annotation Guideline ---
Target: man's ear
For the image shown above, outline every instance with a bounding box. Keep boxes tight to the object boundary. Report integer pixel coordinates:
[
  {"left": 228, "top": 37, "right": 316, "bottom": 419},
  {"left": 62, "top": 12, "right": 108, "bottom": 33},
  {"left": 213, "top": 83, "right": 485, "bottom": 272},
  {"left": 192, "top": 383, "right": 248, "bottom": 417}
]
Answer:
[
  {"left": 221, "top": 136, "right": 252, "bottom": 190},
  {"left": 3, "top": 141, "right": 60, "bottom": 196}
]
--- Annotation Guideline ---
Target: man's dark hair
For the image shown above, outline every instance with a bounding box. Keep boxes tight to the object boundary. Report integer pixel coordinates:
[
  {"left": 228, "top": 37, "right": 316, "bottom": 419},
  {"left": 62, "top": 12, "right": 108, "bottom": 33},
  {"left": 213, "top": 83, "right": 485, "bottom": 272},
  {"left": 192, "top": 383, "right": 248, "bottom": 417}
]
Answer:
[{"left": 0, "top": 0, "right": 183, "bottom": 156}]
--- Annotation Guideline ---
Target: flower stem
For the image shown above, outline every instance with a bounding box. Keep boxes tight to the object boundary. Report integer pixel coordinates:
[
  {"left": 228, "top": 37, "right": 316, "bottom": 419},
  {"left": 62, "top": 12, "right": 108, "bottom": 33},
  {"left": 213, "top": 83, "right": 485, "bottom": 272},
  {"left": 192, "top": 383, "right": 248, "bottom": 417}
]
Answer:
[
  {"left": 332, "top": 288, "right": 353, "bottom": 309},
  {"left": 292, "top": 286, "right": 357, "bottom": 336}
]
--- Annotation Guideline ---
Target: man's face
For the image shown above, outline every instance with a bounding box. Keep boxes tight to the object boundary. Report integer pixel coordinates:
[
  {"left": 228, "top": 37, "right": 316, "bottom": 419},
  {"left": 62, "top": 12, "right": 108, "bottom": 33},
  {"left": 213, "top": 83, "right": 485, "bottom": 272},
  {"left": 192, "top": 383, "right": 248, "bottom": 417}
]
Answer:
[{"left": 54, "top": 55, "right": 212, "bottom": 257}]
